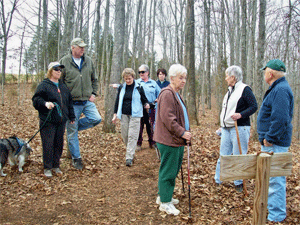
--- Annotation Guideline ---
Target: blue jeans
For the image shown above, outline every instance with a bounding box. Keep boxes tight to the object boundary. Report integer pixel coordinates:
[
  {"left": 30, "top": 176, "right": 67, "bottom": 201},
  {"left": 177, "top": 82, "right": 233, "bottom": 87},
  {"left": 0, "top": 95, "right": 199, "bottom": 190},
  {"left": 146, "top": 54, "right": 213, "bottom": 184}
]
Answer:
[
  {"left": 214, "top": 126, "right": 250, "bottom": 186},
  {"left": 67, "top": 101, "right": 101, "bottom": 159},
  {"left": 261, "top": 144, "right": 289, "bottom": 222}
]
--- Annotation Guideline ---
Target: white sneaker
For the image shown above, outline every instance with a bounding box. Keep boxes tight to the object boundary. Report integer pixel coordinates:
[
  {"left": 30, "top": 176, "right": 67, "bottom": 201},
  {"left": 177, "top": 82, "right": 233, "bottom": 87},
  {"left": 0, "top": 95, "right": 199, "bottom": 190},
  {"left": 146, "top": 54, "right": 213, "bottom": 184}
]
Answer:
[
  {"left": 53, "top": 168, "right": 63, "bottom": 175},
  {"left": 159, "top": 202, "right": 180, "bottom": 216},
  {"left": 156, "top": 196, "right": 179, "bottom": 205},
  {"left": 44, "top": 169, "right": 52, "bottom": 178}
]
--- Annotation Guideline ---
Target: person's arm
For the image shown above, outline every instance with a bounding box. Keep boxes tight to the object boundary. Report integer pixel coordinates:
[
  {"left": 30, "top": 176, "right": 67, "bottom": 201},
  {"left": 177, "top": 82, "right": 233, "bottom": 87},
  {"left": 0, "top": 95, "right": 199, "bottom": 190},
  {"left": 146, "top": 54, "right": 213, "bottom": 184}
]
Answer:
[
  {"left": 90, "top": 60, "right": 99, "bottom": 97},
  {"left": 240, "top": 86, "right": 258, "bottom": 118},
  {"left": 114, "top": 85, "right": 122, "bottom": 114},
  {"left": 139, "top": 86, "right": 149, "bottom": 106}
]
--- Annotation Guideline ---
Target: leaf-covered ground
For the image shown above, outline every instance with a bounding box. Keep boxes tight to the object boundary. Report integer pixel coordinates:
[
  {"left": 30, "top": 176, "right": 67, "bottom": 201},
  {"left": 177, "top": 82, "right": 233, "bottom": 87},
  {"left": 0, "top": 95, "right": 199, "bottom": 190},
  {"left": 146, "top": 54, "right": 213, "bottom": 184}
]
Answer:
[{"left": 0, "top": 84, "right": 299, "bottom": 224}]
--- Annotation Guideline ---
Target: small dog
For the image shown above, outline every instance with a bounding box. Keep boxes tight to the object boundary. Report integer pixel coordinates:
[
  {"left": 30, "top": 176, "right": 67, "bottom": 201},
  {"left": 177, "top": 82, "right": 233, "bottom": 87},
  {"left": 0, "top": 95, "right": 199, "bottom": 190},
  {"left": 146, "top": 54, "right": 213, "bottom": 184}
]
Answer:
[{"left": 0, "top": 136, "right": 32, "bottom": 176}]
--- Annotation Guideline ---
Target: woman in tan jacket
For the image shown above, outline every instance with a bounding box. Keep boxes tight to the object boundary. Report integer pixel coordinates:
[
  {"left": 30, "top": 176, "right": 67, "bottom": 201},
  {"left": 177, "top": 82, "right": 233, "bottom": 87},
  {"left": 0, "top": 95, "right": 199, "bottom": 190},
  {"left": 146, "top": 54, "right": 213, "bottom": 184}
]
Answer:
[{"left": 153, "top": 64, "right": 192, "bottom": 216}]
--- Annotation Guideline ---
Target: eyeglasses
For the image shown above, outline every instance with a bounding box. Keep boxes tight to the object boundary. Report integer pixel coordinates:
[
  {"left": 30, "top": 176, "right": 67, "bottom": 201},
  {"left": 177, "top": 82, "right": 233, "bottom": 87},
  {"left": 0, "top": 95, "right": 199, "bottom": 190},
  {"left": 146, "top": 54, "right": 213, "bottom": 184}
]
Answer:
[
  {"left": 138, "top": 71, "right": 146, "bottom": 74},
  {"left": 53, "top": 67, "right": 62, "bottom": 72}
]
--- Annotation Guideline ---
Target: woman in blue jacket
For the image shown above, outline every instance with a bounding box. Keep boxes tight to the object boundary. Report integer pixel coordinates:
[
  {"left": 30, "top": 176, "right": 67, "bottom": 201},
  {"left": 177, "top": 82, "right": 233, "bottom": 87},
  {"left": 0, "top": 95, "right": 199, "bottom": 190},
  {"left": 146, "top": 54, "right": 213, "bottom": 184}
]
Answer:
[
  {"left": 112, "top": 68, "right": 149, "bottom": 167},
  {"left": 32, "top": 62, "right": 75, "bottom": 178}
]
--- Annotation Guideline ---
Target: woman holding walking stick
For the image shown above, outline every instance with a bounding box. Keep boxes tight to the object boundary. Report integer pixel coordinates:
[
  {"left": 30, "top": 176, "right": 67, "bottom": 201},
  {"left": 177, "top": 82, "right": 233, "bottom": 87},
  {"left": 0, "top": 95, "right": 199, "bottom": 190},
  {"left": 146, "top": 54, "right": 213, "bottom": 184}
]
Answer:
[
  {"left": 154, "top": 64, "right": 192, "bottom": 216},
  {"left": 214, "top": 65, "right": 257, "bottom": 192}
]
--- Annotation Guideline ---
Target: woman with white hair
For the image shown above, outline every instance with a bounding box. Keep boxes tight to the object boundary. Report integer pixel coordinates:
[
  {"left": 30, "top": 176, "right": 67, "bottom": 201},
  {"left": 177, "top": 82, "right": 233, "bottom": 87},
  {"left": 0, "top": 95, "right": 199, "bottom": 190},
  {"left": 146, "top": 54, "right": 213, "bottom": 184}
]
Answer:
[
  {"left": 154, "top": 64, "right": 192, "bottom": 216},
  {"left": 214, "top": 65, "right": 257, "bottom": 191}
]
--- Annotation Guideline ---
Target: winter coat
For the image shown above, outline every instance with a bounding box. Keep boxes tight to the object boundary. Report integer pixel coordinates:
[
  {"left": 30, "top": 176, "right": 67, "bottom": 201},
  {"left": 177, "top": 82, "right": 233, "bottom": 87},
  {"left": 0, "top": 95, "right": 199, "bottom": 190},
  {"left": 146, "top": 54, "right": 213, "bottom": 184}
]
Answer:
[
  {"left": 60, "top": 53, "right": 98, "bottom": 101},
  {"left": 32, "top": 79, "right": 75, "bottom": 124},
  {"left": 154, "top": 85, "right": 189, "bottom": 147},
  {"left": 257, "top": 77, "right": 294, "bottom": 147}
]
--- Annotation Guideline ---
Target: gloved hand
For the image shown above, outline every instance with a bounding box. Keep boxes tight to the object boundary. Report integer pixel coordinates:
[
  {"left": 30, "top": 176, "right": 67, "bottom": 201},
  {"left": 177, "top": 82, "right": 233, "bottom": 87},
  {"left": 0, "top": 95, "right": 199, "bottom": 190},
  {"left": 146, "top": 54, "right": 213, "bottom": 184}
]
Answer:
[{"left": 45, "top": 102, "right": 55, "bottom": 109}]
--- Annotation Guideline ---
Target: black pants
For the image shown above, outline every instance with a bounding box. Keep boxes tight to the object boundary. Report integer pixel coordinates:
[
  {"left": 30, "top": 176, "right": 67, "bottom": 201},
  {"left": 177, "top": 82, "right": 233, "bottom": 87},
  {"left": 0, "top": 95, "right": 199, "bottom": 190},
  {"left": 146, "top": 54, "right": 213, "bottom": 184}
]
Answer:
[{"left": 40, "top": 120, "right": 66, "bottom": 169}]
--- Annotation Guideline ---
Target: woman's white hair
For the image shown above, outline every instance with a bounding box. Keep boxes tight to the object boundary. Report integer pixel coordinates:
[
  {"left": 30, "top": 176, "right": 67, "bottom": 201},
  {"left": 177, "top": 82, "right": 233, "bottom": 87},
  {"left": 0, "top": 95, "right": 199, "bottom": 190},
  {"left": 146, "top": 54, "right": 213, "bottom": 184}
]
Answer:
[
  {"left": 139, "top": 64, "right": 149, "bottom": 72},
  {"left": 225, "top": 65, "right": 243, "bottom": 82},
  {"left": 168, "top": 64, "right": 187, "bottom": 78}
]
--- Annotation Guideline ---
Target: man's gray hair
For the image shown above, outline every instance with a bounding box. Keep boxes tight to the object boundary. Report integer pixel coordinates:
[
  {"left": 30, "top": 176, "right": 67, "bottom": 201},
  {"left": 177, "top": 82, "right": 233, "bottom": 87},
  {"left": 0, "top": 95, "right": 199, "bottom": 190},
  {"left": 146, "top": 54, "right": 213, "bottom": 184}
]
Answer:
[
  {"left": 225, "top": 65, "right": 243, "bottom": 82},
  {"left": 168, "top": 64, "right": 187, "bottom": 78},
  {"left": 139, "top": 64, "right": 149, "bottom": 72}
]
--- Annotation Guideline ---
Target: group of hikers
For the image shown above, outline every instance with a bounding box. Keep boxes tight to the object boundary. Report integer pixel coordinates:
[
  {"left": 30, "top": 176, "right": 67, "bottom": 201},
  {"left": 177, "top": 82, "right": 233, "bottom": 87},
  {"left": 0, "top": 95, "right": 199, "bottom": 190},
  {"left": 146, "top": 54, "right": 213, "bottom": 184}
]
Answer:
[{"left": 32, "top": 37, "right": 293, "bottom": 222}]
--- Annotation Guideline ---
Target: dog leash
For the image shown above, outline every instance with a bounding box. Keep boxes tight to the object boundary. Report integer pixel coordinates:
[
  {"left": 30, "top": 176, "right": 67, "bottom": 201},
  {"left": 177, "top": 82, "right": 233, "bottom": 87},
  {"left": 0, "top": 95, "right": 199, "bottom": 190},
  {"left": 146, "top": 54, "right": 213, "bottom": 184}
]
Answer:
[{"left": 14, "top": 103, "right": 61, "bottom": 155}]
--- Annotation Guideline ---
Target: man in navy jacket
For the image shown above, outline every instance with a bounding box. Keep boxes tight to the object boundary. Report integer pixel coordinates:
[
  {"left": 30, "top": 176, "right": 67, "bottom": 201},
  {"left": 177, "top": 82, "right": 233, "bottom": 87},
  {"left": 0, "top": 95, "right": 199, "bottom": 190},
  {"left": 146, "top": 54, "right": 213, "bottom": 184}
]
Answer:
[{"left": 257, "top": 59, "right": 294, "bottom": 223}]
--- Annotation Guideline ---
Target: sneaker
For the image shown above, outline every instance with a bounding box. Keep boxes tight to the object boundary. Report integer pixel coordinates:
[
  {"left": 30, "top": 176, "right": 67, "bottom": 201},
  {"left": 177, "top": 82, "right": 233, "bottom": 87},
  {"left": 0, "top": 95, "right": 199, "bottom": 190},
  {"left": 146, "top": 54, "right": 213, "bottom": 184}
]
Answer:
[
  {"left": 72, "top": 158, "right": 84, "bottom": 170},
  {"left": 235, "top": 184, "right": 243, "bottom": 192},
  {"left": 136, "top": 145, "right": 142, "bottom": 151},
  {"left": 159, "top": 202, "right": 180, "bottom": 216},
  {"left": 126, "top": 159, "right": 133, "bottom": 167},
  {"left": 156, "top": 196, "right": 179, "bottom": 205},
  {"left": 44, "top": 169, "right": 52, "bottom": 178},
  {"left": 53, "top": 168, "right": 63, "bottom": 175}
]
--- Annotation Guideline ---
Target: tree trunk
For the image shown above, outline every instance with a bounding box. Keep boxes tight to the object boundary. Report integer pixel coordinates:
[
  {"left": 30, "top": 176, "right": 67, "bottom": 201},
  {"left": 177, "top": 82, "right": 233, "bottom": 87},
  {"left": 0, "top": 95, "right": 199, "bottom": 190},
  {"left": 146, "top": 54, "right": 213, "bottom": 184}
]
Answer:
[
  {"left": 204, "top": 0, "right": 211, "bottom": 110},
  {"left": 131, "top": 0, "right": 143, "bottom": 69},
  {"left": 184, "top": 0, "right": 198, "bottom": 125},
  {"left": 253, "top": 0, "right": 266, "bottom": 138},
  {"left": 103, "top": 0, "right": 125, "bottom": 133},
  {"left": 241, "top": 0, "right": 247, "bottom": 82},
  {"left": 42, "top": 0, "right": 48, "bottom": 70}
]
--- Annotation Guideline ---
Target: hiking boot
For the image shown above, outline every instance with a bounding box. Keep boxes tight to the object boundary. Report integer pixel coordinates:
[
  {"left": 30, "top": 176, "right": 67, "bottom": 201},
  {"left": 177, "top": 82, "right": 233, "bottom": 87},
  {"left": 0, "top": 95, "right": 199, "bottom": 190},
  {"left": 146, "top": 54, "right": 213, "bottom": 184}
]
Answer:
[
  {"left": 159, "top": 202, "right": 180, "bottom": 216},
  {"left": 44, "top": 169, "right": 52, "bottom": 178},
  {"left": 235, "top": 184, "right": 243, "bottom": 192},
  {"left": 126, "top": 159, "right": 133, "bottom": 167},
  {"left": 156, "top": 196, "right": 179, "bottom": 205},
  {"left": 72, "top": 158, "right": 84, "bottom": 170},
  {"left": 136, "top": 145, "right": 142, "bottom": 151},
  {"left": 53, "top": 168, "right": 63, "bottom": 175}
]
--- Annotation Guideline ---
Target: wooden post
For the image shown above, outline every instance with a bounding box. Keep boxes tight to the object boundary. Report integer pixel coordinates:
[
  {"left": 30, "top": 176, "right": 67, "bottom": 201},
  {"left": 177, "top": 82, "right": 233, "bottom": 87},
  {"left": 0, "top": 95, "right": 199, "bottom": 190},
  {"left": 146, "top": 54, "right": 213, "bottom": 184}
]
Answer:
[
  {"left": 220, "top": 152, "right": 292, "bottom": 225},
  {"left": 253, "top": 153, "right": 271, "bottom": 225}
]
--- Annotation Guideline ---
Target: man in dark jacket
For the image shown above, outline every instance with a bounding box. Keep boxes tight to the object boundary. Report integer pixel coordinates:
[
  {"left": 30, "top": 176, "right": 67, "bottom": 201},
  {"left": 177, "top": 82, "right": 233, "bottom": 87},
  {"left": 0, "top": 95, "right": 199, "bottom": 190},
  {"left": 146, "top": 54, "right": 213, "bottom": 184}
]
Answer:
[
  {"left": 257, "top": 59, "right": 294, "bottom": 223},
  {"left": 60, "top": 38, "right": 102, "bottom": 170}
]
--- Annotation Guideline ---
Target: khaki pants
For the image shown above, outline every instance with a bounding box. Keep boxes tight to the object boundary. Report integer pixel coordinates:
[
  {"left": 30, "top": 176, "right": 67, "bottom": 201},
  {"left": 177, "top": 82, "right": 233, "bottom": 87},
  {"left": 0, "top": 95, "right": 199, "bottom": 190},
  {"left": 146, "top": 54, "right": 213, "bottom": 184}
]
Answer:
[{"left": 121, "top": 115, "right": 141, "bottom": 160}]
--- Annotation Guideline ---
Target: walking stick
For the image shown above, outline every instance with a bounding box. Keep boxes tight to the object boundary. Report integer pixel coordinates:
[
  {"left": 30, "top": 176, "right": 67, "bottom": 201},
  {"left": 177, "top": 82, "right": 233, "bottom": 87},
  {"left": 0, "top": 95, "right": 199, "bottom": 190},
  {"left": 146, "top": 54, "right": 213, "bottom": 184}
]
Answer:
[
  {"left": 187, "top": 143, "right": 192, "bottom": 220},
  {"left": 234, "top": 120, "right": 248, "bottom": 196},
  {"left": 181, "top": 166, "right": 185, "bottom": 194}
]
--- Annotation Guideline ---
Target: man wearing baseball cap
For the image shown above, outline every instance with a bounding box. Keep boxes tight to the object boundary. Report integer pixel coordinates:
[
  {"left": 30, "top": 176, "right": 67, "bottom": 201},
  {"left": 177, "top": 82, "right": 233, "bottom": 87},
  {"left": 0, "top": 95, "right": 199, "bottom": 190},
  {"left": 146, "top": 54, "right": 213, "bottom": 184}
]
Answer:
[
  {"left": 60, "top": 38, "right": 102, "bottom": 170},
  {"left": 257, "top": 59, "right": 294, "bottom": 222}
]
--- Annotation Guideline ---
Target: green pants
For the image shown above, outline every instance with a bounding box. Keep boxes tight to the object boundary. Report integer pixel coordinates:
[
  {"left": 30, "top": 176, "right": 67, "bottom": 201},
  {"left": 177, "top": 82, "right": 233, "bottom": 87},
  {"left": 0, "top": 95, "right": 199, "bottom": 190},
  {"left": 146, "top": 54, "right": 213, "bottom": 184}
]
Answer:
[{"left": 157, "top": 142, "right": 184, "bottom": 203}]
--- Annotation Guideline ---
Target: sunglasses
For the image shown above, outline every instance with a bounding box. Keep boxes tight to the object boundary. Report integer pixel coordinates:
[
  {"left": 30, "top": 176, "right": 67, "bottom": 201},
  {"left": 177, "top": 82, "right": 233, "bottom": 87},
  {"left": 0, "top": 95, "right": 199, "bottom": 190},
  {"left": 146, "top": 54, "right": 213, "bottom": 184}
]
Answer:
[
  {"left": 138, "top": 71, "right": 146, "bottom": 74},
  {"left": 53, "top": 67, "right": 62, "bottom": 72}
]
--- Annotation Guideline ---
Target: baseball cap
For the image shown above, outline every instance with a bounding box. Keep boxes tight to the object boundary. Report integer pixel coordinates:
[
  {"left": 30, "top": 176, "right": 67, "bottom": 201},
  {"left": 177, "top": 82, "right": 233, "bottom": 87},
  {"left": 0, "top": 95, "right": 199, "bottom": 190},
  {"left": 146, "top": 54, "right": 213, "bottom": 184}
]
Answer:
[
  {"left": 260, "top": 59, "right": 286, "bottom": 72},
  {"left": 48, "top": 62, "right": 65, "bottom": 70},
  {"left": 71, "top": 38, "right": 88, "bottom": 47}
]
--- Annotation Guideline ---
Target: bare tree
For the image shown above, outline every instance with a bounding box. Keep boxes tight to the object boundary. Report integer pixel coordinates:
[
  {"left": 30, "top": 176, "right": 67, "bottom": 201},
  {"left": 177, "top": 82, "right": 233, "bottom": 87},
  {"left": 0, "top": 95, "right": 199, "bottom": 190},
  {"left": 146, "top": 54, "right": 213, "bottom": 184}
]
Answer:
[
  {"left": 103, "top": 0, "right": 125, "bottom": 133},
  {"left": 0, "top": 0, "right": 19, "bottom": 105}
]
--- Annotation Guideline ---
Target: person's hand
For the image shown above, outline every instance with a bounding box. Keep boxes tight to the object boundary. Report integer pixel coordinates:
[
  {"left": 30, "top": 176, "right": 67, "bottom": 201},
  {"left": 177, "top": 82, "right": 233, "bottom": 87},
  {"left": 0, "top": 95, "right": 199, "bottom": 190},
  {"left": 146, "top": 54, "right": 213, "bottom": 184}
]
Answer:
[
  {"left": 70, "top": 121, "right": 75, "bottom": 124},
  {"left": 263, "top": 139, "right": 273, "bottom": 147},
  {"left": 45, "top": 102, "right": 55, "bottom": 109},
  {"left": 231, "top": 113, "right": 242, "bottom": 121},
  {"left": 89, "top": 94, "right": 96, "bottom": 102},
  {"left": 112, "top": 114, "right": 117, "bottom": 124},
  {"left": 144, "top": 103, "right": 150, "bottom": 109},
  {"left": 216, "top": 128, "right": 222, "bottom": 136},
  {"left": 182, "top": 131, "right": 192, "bottom": 141},
  {"left": 110, "top": 84, "right": 120, "bottom": 89}
]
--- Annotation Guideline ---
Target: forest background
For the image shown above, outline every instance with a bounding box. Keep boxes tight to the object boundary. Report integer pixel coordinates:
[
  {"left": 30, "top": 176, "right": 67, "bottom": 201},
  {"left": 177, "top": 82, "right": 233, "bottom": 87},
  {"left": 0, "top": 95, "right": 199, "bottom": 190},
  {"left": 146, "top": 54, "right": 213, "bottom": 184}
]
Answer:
[
  {"left": 0, "top": 0, "right": 300, "bottom": 224},
  {"left": 1, "top": 0, "right": 300, "bottom": 135}
]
